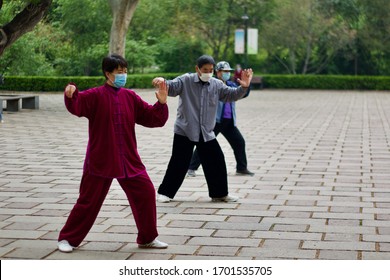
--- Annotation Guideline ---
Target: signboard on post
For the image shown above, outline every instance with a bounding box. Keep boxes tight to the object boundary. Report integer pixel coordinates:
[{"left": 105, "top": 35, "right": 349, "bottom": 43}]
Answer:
[
  {"left": 234, "top": 29, "right": 245, "bottom": 54},
  {"left": 247, "top": 28, "right": 258, "bottom": 54}
]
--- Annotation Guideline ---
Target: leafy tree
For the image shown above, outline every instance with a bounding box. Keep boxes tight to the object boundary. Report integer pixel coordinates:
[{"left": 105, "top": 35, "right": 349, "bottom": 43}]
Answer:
[
  {"left": 261, "top": 0, "right": 356, "bottom": 74},
  {"left": 0, "top": 3, "right": 64, "bottom": 75},
  {"left": 156, "top": 36, "right": 205, "bottom": 73},
  {"left": 127, "top": 0, "right": 208, "bottom": 72},
  {"left": 125, "top": 39, "right": 156, "bottom": 73},
  {"left": 51, "top": 0, "right": 111, "bottom": 75},
  {"left": 357, "top": 0, "right": 390, "bottom": 74},
  {"left": 0, "top": 26, "right": 56, "bottom": 75}
]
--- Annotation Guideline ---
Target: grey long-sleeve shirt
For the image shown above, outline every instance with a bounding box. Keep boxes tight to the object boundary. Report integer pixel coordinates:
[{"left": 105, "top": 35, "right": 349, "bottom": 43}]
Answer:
[{"left": 167, "top": 73, "right": 248, "bottom": 142}]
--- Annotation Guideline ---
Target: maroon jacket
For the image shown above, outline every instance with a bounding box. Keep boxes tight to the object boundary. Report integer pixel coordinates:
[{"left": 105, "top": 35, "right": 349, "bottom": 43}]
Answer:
[{"left": 65, "top": 83, "right": 168, "bottom": 178}]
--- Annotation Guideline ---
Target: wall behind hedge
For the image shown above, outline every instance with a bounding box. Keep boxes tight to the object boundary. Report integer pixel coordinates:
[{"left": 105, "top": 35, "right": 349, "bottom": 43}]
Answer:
[{"left": 0, "top": 74, "right": 389, "bottom": 91}]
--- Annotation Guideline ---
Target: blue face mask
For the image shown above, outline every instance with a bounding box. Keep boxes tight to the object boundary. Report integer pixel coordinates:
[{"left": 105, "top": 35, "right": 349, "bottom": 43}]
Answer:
[
  {"left": 112, "top": 73, "right": 127, "bottom": 88},
  {"left": 222, "top": 72, "right": 231, "bottom": 82}
]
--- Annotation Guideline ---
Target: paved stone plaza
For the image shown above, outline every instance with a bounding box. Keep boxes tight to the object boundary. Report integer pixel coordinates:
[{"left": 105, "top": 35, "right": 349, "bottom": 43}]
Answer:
[{"left": 1, "top": 89, "right": 390, "bottom": 260}]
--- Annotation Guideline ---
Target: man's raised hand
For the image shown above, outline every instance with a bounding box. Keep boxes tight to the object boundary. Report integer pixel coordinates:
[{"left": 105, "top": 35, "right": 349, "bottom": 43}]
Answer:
[
  {"left": 65, "top": 84, "right": 76, "bottom": 99},
  {"left": 155, "top": 79, "right": 168, "bottom": 104},
  {"left": 237, "top": 68, "right": 253, "bottom": 88}
]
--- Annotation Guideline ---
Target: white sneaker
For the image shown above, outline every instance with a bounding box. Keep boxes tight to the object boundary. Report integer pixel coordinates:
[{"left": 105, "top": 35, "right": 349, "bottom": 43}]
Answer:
[
  {"left": 57, "top": 240, "right": 74, "bottom": 253},
  {"left": 211, "top": 195, "right": 239, "bottom": 202},
  {"left": 138, "top": 239, "right": 168, "bottom": 249},
  {"left": 157, "top": 194, "right": 171, "bottom": 203},
  {"left": 187, "top": 170, "right": 196, "bottom": 177}
]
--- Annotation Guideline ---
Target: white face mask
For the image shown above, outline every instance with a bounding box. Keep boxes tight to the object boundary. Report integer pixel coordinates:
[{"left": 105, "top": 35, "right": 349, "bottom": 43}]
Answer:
[{"left": 199, "top": 72, "right": 213, "bottom": 82}]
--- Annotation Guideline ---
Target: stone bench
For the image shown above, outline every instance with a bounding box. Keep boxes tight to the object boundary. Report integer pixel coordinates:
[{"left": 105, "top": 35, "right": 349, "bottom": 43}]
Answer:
[
  {"left": 0, "top": 94, "right": 39, "bottom": 118},
  {"left": 250, "top": 76, "right": 263, "bottom": 89}
]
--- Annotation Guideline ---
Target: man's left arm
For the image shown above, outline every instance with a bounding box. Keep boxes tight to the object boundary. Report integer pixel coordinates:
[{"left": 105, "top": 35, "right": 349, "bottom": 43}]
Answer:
[{"left": 227, "top": 80, "right": 250, "bottom": 98}]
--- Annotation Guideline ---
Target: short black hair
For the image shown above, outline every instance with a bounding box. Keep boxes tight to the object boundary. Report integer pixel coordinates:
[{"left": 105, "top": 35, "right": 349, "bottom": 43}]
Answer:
[
  {"left": 197, "top": 55, "right": 215, "bottom": 68},
  {"left": 102, "top": 54, "right": 128, "bottom": 79}
]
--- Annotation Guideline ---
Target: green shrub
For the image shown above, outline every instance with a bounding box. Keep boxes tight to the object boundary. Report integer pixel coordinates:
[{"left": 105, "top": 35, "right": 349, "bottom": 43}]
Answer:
[
  {"left": 1, "top": 74, "right": 389, "bottom": 91},
  {"left": 0, "top": 74, "right": 182, "bottom": 91},
  {"left": 261, "top": 75, "right": 390, "bottom": 90}
]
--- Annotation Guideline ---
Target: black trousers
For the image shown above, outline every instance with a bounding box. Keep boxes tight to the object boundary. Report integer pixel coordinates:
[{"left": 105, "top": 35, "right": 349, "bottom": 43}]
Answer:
[
  {"left": 189, "top": 118, "right": 247, "bottom": 171},
  {"left": 158, "top": 133, "right": 228, "bottom": 199}
]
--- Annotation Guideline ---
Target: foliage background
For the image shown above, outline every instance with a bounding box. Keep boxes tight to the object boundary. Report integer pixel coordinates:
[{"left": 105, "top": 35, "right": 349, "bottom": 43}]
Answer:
[{"left": 1, "top": 0, "right": 390, "bottom": 77}]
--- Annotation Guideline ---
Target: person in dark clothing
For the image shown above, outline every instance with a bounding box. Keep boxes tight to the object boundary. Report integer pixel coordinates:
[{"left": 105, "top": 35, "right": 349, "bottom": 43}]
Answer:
[
  {"left": 187, "top": 61, "right": 254, "bottom": 177},
  {"left": 152, "top": 55, "right": 253, "bottom": 203}
]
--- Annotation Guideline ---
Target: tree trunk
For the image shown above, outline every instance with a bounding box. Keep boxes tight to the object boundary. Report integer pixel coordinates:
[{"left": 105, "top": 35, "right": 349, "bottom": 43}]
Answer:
[
  {"left": 0, "top": 0, "right": 52, "bottom": 56},
  {"left": 289, "top": 49, "right": 297, "bottom": 75},
  {"left": 302, "top": 36, "right": 313, "bottom": 74},
  {"left": 108, "top": 0, "right": 139, "bottom": 57}
]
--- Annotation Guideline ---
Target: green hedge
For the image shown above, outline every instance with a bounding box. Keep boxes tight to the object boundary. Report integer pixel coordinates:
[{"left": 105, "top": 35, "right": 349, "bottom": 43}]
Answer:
[
  {"left": 0, "top": 73, "right": 181, "bottom": 91},
  {"left": 261, "top": 74, "right": 390, "bottom": 90},
  {"left": 0, "top": 74, "right": 389, "bottom": 91}
]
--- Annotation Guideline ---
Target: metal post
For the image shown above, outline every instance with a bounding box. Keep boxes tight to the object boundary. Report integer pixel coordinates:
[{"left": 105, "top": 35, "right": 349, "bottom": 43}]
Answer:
[{"left": 241, "top": 7, "right": 249, "bottom": 68}]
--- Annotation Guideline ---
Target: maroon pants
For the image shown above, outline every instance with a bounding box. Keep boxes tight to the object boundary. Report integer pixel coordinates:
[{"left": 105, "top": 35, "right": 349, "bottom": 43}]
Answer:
[{"left": 58, "top": 171, "right": 158, "bottom": 247}]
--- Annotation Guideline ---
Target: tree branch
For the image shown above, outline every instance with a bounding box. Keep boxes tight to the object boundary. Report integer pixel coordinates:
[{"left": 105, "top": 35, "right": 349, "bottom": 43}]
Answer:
[
  {"left": 0, "top": 0, "right": 52, "bottom": 56},
  {"left": 274, "top": 54, "right": 292, "bottom": 74},
  {"left": 0, "top": 28, "right": 6, "bottom": 46}
]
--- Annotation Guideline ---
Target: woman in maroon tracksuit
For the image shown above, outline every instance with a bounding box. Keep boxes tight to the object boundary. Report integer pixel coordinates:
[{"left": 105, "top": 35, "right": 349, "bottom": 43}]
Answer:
[{"left": 57, "top": 54, "right": 169, "bottom": 252}]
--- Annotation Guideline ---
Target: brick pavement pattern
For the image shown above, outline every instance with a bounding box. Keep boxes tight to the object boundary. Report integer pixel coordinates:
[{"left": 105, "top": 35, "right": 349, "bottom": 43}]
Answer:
[{"left": 1, "top": 89, "right": 390, "bottom": 260}]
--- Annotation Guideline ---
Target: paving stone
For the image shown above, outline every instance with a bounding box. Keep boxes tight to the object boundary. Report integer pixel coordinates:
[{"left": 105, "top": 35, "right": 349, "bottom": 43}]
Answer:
[
  {"left": 318, "top": 250, "right": 358, "bottom": 260},
  {"left": 83, "top": 232, "right": 138, "bottom": 243},
  {"left": 79, "top": 241, "right": 125, "bottom": 252},
  {"left": 252, "top": 231, "right": 322, "bottom": 241},
  {"left": 205, "top": 221, "right": 272, "bottom": 231},
  {"left": 362, "top": 234, "right": 390, "bottom": 243},
  {"left": 239, "top": 247, "right": 316, "bottom": 259},
  {"left": 312, "top": 212, "right": 374, "bottom": 220},
  {"left": 213, "top": 229, "right": 252, "bottom": 238},
  {"left": 0, "top": 247, "right": 15, "bottom": 258},
  {"left": 323, "top": 233, "right": 360, "bottom": 242},
  {"left": 161, "top": 213, "right": 227, "bottom": 222},
  {"left": 187, "top": 237, "right": 260, "bottom": 247},
  {"left": 272, "top": 224, "right": 308, "bottom": 232},
  {"left": 197, "top": 245, "right": 240, "bottom": 257},
  {"left": 216, "top": 209, "right": 278, "bottom": 217},
  {"left": 158, "top": 227, "right": 215, "bottom": 237},
  {"left": 3, "top": 222, "right": 46, "bottom": 230},
  {"left": 120, "top": 244, "right": 199, "bottom": 255},
  {"left": 0, "top": 229, "right": 47, "bottom": 239},
  {"left": 3, "top": 247, "right": 56, "bottom": 259},
  {"left": 302, "top": 241, "right": 375, "bottom": 251},
  {"left": 262, "top": 239, "right": 301, "bottom": 249},
  {"left": 4, "top": 239, "right": 57, "bottom": 250},
  {"left": 362, "top": 252, "right": 390, "bottom": 260},
  {"left": 261, "top": 217, "right": 327, "bottom": 226},
  {"left": 46, "top": 250, "right": 132, "bottom": 260},
  {"left": 128, "top": 252, "right": 173, "bottom": 260},
  {"left": 167, "top": 220, "right": 206, "bottom": 229}
]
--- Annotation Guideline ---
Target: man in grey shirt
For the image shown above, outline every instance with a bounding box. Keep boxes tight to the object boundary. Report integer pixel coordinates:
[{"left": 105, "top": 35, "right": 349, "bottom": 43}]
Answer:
[{"left": 152, "top": 55, "right": 253, "bottom": 203}]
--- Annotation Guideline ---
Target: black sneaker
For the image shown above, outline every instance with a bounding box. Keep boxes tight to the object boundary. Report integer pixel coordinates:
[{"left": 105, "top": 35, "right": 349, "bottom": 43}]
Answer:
[
  {"left": 187, "top": 169, "right": 196, "bottom": 177},
  {"left": 236, "top": 169, "right": 255, "bottom": 176},
  {"left": 211, "top": 195, "right": 239, "bottom": 202}
]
